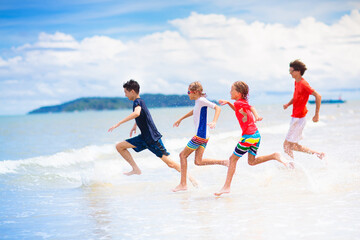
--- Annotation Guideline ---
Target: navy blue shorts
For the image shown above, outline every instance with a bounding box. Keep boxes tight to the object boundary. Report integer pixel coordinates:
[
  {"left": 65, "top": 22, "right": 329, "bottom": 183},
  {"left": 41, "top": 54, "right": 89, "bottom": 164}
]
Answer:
[{"left": 126, "top": 135, "right": 170, "bottom": 158}]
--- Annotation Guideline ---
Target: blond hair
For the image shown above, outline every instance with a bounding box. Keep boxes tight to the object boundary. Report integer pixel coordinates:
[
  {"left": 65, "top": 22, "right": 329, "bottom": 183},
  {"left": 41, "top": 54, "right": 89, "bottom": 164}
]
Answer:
[
  {"left": 233, "top": 81, "right": 249, "bottom": 100},
  {"left": 189, "top": 81, "right": 206, "bottom": 97}
]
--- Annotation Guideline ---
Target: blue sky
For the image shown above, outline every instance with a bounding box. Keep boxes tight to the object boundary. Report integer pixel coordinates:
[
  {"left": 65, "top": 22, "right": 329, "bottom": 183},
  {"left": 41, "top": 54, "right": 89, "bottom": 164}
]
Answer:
[
  {"left": 0, "top": 0, "right": 359, "bottom": 114},
  {"left": 0, "top": 0, "right": 354, "bottom": 48}
]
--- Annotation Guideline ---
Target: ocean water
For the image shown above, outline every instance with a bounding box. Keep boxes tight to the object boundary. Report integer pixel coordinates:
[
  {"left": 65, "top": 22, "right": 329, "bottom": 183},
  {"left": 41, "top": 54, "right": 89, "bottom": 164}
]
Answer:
[{"left": 1, "top": 101, "right": 360, "bottom": 240}]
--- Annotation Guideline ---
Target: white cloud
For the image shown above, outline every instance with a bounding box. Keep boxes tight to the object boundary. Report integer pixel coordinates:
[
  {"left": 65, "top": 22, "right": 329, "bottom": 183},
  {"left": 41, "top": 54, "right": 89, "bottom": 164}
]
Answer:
[
  {"left": 1, "top": 10, "right": 360, "bottom": 114},
  {"left": 38, "top": 32, "right": 75, "bottom": 42},
  {"left": 0, "top": 57, "right": 8, "bottom": 67},
  {"left": 15, "top": 32, "right": 78, "bottom": 51}
]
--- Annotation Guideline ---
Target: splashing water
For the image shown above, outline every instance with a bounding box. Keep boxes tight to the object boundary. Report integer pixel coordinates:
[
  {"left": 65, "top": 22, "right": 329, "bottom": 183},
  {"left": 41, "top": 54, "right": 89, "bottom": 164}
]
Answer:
[{"left": 1, "top": 102, "right": 360, "bottom": 239}]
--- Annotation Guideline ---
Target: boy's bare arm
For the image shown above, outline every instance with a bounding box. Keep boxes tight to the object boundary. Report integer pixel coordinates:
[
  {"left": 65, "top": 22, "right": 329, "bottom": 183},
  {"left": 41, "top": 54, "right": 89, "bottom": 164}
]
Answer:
[
  {"left": 311, "top": 90, "right": 321, "bottom": 122},
  {"left": 219, "top": 100, "right": 235, "bottom": 111},
  {"left": 283, "top": 98, "right": 293, "bottom": 110},
  {"left": 108, "top": 106, "right": 141, "bottom": 132},
  {"left": 208, "top": 105, "right": 221, "bottom": 129},
  {"left": 173, "top": 110, "right": 193, "bottom": 127},
  {"left": 250, "top": 106, "right": 263, "bottom": 122}
]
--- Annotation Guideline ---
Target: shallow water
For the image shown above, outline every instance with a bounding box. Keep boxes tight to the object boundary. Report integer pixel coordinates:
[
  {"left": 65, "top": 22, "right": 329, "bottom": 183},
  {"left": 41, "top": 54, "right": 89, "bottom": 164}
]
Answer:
[{"left": 1, "top": 101, "right": 359, "bottom": 239}]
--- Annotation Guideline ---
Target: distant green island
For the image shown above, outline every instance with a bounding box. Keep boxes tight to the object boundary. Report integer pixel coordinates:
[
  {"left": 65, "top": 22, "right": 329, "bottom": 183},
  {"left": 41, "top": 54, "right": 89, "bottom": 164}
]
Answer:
[{"left": 28, "top": 94, "right": 195, "bottom": 114}]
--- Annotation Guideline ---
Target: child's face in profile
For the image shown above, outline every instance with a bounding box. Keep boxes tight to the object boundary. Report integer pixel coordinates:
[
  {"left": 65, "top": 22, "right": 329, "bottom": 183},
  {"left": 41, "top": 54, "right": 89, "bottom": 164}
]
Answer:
[
  {"left": 289, "top": 67, "right": 300, "bottom": 79},
  {"left": 124, "top": 88, "right": 137, "bottom": 101},
  {"left": 230, "top": 85, "right": 241, "bottom": 100},
  {"left": 187, "top": 88, "right": 199, "bottom": 100}
]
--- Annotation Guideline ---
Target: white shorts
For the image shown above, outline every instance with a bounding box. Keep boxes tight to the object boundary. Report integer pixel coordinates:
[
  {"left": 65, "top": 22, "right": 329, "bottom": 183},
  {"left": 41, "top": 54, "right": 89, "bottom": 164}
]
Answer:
[{"left": 285, "top": 117, "right": 306, "bottom": 143}]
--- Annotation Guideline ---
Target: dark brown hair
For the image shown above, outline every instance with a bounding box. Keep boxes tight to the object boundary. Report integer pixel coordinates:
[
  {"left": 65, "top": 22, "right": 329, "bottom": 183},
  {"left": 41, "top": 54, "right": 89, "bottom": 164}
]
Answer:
[
  {"left": 290, "top": 59, "right": 307, "bottom": 76},
  {"left": 123, "top": 79, "right": 140, "bottom": 94}
]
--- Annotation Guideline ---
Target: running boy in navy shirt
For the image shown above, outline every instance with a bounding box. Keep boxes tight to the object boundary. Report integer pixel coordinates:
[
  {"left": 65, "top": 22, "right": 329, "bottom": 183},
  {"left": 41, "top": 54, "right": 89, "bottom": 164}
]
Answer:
[{"left": 108, "top": 80, "right": 196, "bottom": 185}]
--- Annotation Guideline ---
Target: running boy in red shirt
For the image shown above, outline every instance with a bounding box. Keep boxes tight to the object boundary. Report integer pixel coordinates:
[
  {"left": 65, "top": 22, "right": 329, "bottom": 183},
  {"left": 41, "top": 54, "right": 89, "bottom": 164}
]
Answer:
[
  {"left": 215, "top": 81, "right": 287, "bottom": 196},
  {"left": 283, "top": 60, "right": 325, "bottom": 163}
]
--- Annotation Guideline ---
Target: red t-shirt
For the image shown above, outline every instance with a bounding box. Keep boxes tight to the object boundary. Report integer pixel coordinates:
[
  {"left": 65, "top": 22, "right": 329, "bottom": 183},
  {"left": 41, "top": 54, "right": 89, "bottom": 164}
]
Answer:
[
  {"left": 292, "top": 78, "right": 314, "bottom": 118},
  {"left": 234, "top": 99, "right": 258, "bottom": 135}
]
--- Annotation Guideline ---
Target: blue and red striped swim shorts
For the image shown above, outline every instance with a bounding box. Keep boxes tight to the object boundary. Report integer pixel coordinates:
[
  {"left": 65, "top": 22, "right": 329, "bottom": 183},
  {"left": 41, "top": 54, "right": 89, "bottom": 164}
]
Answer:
[{"left": 186, "top": 135, "right": 209, "bottom": 150}]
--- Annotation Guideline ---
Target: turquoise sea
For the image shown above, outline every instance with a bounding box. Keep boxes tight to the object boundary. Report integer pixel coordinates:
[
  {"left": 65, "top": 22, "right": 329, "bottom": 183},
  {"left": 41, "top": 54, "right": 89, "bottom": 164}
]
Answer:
[{"left": 1, "top": 101, "right": 360, "bottom": 239}]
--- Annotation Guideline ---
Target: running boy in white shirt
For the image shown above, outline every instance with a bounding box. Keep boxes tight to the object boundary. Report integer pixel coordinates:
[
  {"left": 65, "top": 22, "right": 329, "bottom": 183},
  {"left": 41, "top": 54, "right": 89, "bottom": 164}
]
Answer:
[{"left": 172, "top": 81, "right": 228, "bottom": 192}]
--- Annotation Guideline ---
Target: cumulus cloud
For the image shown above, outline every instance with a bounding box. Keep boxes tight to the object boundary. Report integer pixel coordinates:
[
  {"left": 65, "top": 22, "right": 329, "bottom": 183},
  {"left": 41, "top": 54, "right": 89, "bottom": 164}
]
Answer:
[{"left": 1, "top": 10, "right": 360, "bottom": 114}]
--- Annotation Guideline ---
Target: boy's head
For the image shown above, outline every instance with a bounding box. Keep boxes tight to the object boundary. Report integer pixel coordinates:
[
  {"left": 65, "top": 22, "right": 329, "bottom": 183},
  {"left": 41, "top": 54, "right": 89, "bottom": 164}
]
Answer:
[
  {"left": 290, "top": 59, "right": 307, "bottom": 76},
  {"left": 188, "top": 81, "right": 203, "bottom": 93},
  {"left": 123, "top": 79, "right": 140, "bottom": 94},
  {"left": 232, "top": 81, "right": 249, "bottom": 101},
  {"left": 188, "top": 81, "right": 206, "bottom": 99},
  {"left": 123, "top": 79, "right": 140, "bottom": 100}
]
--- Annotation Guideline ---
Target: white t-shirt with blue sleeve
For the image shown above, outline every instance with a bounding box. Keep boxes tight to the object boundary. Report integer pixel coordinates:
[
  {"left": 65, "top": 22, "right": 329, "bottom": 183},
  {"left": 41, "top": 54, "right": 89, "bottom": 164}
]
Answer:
[{"left": 193, "top": 97, "right": 216, "bottom": 139}]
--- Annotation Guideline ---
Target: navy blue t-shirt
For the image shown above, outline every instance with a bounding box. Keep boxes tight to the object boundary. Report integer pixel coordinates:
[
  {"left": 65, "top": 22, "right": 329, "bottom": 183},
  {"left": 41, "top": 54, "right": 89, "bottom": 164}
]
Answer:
[{"left": 133, "top": 98, "right": 162, "bottom": 143}]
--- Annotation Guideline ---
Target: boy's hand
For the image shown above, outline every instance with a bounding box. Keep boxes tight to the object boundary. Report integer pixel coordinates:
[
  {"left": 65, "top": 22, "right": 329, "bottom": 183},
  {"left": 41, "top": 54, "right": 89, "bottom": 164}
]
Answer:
[
  {"left": 255, "top": 116, "right": 263, "bottom": 122},
  {"left": 108, "top": 125, "right": 117, "bottom": 132},
  {"left": 207, "top": 121, "right": 216, "bottom": 129},
  {"left": 219, "top": 100, "right": 228, "bottom": 105},
  {"left": 312, "top": 114, "right": 319, "bottom": 122},
  {"left": 173, "top": 120, "right": 181, "bottom": 127},
  {"left": 283, "top": 104, "right": 289, "bottom": 110},
  {"left": 130, "top": 125, "right": 137, "bottom": 137}
]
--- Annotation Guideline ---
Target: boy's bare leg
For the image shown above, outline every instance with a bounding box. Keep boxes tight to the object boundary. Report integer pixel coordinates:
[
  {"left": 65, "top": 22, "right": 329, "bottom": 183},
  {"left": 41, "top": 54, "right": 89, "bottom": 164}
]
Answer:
[
  {"left": 116, "top": 141, "right": 141, "bottom": 175},
  {"left": 199, "top": 158, "right": 230, "bottom": 166},
  {"left": 161, "top": 155, "right": 198, "bottom": 187},
  {"left": 283, "top": 140, "right": 295, "bottom": 159},
  {"left": 215, "top": 154, "right": 240, "bottom": 196},
  {"left": 195, "top": 147, "right": 229, "bottom": 166},
  {"left": 172, "top": 147, "right": 194, "bottom": 192},
  {"left": 284, "top": 140, "right": 325, "bottom": 160},
  {"left": 248, "top": 152, "right": 288, "bottom": 167}
]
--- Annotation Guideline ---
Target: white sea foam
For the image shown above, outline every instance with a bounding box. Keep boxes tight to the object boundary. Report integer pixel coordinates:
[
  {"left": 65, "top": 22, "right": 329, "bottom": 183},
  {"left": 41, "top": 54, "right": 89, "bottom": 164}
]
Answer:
[
  {"left": 0, "top": 127, "right": 357, "bottom": 196},
  {"left": 0, "top": 144, "right": 114, "bottom": 174}
]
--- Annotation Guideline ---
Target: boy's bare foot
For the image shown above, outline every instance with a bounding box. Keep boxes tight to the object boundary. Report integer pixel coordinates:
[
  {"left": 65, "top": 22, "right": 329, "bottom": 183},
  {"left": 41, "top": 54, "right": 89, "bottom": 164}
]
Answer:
[
  {"left": 287, "top": 161, "right": 295, "bottom": 169},
  {"left": 124, "top": 169, "right": 141, "bottom": 176},
  {"left": 274, "top": 152, "right": 288, "bottom": 167},
  {"left": 214, "top": 187, "right": 230, "bottom": 196},
  {"left": 316, "top": 152, "right": 325, "bottom": 160},
  {"left": 189, "top": 176, "right": 199, "bottom": 188},
  {"left": 223, "top": 160, "right": 230, "bottom": 167},
  {"left": 172, "top": 184, "right": 187, "bottom": 192}
]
